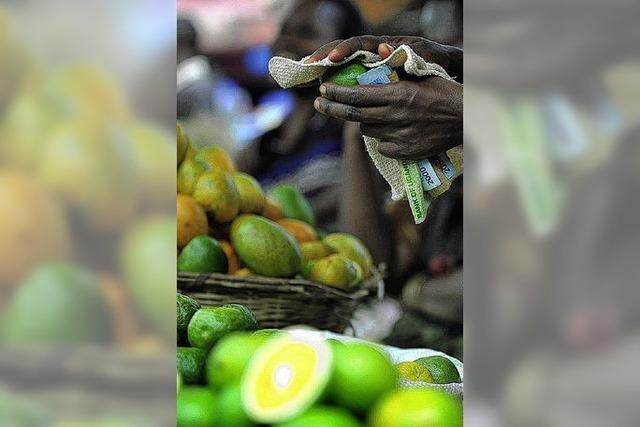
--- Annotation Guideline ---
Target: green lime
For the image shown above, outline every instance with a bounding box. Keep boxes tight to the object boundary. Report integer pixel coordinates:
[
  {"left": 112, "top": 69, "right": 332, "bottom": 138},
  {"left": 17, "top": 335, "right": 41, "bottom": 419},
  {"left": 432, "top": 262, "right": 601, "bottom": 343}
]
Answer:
[
  {"left": 276, "top": 405, "right": 362, "bottom": 427},
  {"left": 177, "top": 293, "right": 201, "bottom": 344},
  {"left": 327, "top": 343, "right": 396, "bottom": 414},
  {"left": 242, "top": 334, "right": 333, "bottom": 423},
  {"left": 177, "top": 235, "right": 228, "bottom": 274},
  {"left": 217, "top": 385, "right": 255, "bottom": 427},
  {"left": 414, "top": 356, "right": 461, "bottom": 384},
  {"left": 321, "top": 62, "right": 368, "bottom": 86},
  {"left": 368, "top": 388, "right": 462, "bottom": 427},
  {"left": 207, "top": 332, "right": 268, "bottom": 389},
  {"left": 253, "top": 329, "right": 287, "bottom": 339},
  {"left": 177, "top": 386, "right": 217, "bottom": 427},
  {"left": 395, "top": 361, "right": 434, "bottom": 382}
]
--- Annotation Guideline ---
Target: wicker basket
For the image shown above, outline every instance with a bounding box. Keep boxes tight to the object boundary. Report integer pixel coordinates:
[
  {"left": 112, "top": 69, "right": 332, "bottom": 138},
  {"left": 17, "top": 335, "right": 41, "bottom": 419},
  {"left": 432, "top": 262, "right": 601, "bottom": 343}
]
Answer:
[{"left": 178, "top": 268, "right": 384, "bottom": 333}]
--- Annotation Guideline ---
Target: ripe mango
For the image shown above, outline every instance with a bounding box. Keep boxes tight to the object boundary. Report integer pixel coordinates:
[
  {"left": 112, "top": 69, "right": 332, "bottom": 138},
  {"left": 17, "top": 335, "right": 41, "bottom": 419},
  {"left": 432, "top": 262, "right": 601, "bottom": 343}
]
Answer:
[
  {"left": 268, "top": 184, "right": 315, "bottom": 226},
  {"left": 230, "top": 215, "right": 302, "bottom": 277},
  {"left": 308, "top": 254, "right": 363, "bottom": 290},
  {"left": 324, "top": 233, "right": 373, "bottom": 278},
  {"left": 277, "top": 218, "right": 317, "bottom": 244}
]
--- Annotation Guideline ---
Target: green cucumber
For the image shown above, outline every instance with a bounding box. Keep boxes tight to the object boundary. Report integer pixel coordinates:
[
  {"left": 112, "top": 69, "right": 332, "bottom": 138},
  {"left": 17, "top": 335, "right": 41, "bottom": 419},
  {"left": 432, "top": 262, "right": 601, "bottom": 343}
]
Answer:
[
  {"left": 177, "top": 347, "right": 207, "bottom": 384},
  {"left": 177, "top": 293, "right": 201, "bottom": 345}
]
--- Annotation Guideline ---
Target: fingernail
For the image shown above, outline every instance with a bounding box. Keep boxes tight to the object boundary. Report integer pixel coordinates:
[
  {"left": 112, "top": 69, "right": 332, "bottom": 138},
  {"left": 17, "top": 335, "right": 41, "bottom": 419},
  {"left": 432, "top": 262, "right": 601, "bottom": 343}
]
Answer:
[
  {"left": 319, "top": 85, "right": 326, "bottom": 95},
  {"left": 314, "top": 98, "right": 321, "bottom": 110},
  {"left": 383, "top": 43, "right": 393, "bottom": 50}
]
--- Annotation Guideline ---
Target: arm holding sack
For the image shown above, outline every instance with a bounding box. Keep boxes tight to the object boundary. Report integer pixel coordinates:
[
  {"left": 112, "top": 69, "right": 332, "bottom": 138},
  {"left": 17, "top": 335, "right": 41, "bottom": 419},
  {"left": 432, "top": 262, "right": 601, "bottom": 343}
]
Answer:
[
  {"left": 314, "top": 78, "right": 463, "bottom": 160},
  {"left": 309, "top": 35, "right": 463, "bottom": 160}
]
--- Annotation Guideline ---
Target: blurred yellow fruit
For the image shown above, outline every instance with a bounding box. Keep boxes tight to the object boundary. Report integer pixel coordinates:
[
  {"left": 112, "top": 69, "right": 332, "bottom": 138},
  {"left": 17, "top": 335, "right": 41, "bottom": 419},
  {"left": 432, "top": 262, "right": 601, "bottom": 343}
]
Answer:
[
  {"left": 127, "top": 121, "right": 174, "bottom": 208},
  {"left": 0, "top": 88, "right": 57, "bottom": 169},
  {"left": 276, "top": 218, "right": 318, "bottom": 244},
  {"left": 177, "top": 194, "right": 209, "bottom": 249},
  {"left": 232, "top": 172, "right": 266, "bottom": 214},
  {"left": 194, "top": 146, "right": 236, "bottom": 172},
  {"left": 192, "top": 170, "right": 240, "bottom": 223},
  {"left": 0, "top": 9, "right": 29, "bottom": 111},
  {"left": 121, "top": 216, "right": 176, "bottom": 340},
  {"left": 262, "top": 197, "right": 284, "bottom": 221},
  {"left": 0, "top": 173, "right": 71, "bottom": 288},
  {"left": 42, "top": 64, "right": 130, "bottom": 121},
  {"left": 37, "top": 120, "right": 138, "bottom": 232},
  {"left": 177, "top": 158, "right": 206, "bottom": 195},
  {"left": 177, "top": 122, "right": 190, "bottom": 167}
]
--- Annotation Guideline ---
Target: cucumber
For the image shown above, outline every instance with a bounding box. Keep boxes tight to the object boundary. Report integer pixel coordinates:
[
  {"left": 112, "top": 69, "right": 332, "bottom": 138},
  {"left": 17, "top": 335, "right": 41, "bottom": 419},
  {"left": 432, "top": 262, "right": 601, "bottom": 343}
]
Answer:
[
  {"left": 187, "top": 304, "right": 258, "bottom": 351},
  {"left": 177, "top": 293, "right": 201, "bottom": 345},
  {"left": 177, "top": 347, "right": 207, "bottom": 384}
]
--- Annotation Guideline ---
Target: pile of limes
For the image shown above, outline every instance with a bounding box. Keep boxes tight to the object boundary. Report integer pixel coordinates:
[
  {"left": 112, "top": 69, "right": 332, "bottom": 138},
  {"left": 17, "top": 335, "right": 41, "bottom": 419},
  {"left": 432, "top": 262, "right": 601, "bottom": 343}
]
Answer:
[
  {"left": 176, "top": 123, "right": 373, "bottom": 291},
  {"left": 177, "top": 295, "right": 463, "bottom": 427}
]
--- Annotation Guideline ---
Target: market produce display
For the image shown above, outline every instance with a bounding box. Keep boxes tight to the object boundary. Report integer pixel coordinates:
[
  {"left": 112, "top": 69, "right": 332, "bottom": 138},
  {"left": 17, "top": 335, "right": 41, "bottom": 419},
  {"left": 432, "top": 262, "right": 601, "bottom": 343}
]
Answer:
[
  {"left": 175, "top": 295, "right": 463, "bottom": 427},
  {"left": 176, "top": 123, "right": 373, "bottom": 290}
]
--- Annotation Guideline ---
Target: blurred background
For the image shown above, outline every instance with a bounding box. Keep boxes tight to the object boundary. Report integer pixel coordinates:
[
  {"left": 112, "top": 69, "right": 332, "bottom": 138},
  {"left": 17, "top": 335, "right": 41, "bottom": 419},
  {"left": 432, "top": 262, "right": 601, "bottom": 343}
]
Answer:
[
  {"left": 0, "top": 0, "right": 175, "bottom": 425},
  {"left": 464, "top": 0, "right": 640, "bottom": 426}
]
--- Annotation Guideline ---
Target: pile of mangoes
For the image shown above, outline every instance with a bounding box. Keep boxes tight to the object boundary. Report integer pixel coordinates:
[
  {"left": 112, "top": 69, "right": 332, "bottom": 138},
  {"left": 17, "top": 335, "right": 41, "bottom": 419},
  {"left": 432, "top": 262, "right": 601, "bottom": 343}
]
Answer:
[{"left": 177, "top": 124, "right": 373, "bottom": 291}]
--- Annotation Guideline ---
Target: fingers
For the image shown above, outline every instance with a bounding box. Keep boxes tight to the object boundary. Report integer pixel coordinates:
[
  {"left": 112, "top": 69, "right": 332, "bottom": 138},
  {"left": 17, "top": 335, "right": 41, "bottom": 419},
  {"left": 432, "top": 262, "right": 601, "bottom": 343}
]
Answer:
[
  {"left": 319, "top": 83, "right": 403, "bottom": 107},
  {"left": 304, "top": 40, "right": 343, "bottom": 63},
  {"left": 314, "top": 97, "right": 389, "bottom": 123},
  {"left": 378, "top": 43, "right": 394, "bottom": 59},
  {"left": 360, "top": 123, "right": 393, "bottom": 139},
  {"left": 326, "top": 36, "right": 382, "bottom": 62}
]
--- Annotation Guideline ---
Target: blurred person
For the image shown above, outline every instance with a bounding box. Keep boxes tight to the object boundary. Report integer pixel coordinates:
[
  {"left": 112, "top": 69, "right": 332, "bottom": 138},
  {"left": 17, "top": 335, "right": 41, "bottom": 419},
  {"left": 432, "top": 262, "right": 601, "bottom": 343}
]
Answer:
[
  {"left": 309, "top": 35, "right": 463, "bottom": 158},
  {"left": 238, "top": 0, "right": 365, "bottom": 229},
  {"left": 309, "top": 34, "right": 464, "bottom": 351}
]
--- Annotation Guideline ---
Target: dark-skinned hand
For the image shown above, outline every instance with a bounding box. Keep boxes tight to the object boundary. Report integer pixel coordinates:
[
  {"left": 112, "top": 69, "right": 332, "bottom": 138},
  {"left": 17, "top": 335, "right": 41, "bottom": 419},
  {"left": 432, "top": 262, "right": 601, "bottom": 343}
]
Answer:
[
  {"left": 305, "top": 35, "right": 463, "bottom": 82},
  {"left": 314, "top": 78, "right": 463, "bottom": 159}
]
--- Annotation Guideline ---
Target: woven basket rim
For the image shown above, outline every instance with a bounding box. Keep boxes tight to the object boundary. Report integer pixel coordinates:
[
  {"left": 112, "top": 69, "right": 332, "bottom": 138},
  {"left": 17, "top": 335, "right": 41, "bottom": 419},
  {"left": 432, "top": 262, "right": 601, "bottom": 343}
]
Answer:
[
  {"left": 178, "top": 265, "right": 384, "bottom": 301},
  {"left": 179, "top": 273, "right": 365, "bottom": 300}
]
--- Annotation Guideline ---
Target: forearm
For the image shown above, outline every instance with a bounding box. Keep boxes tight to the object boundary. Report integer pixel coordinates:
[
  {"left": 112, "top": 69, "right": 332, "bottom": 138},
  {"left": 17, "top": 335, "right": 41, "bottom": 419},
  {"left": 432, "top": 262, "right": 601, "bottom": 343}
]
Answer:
[{"left": 339, "top": 123, "right": 392, "bottom": 266}]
